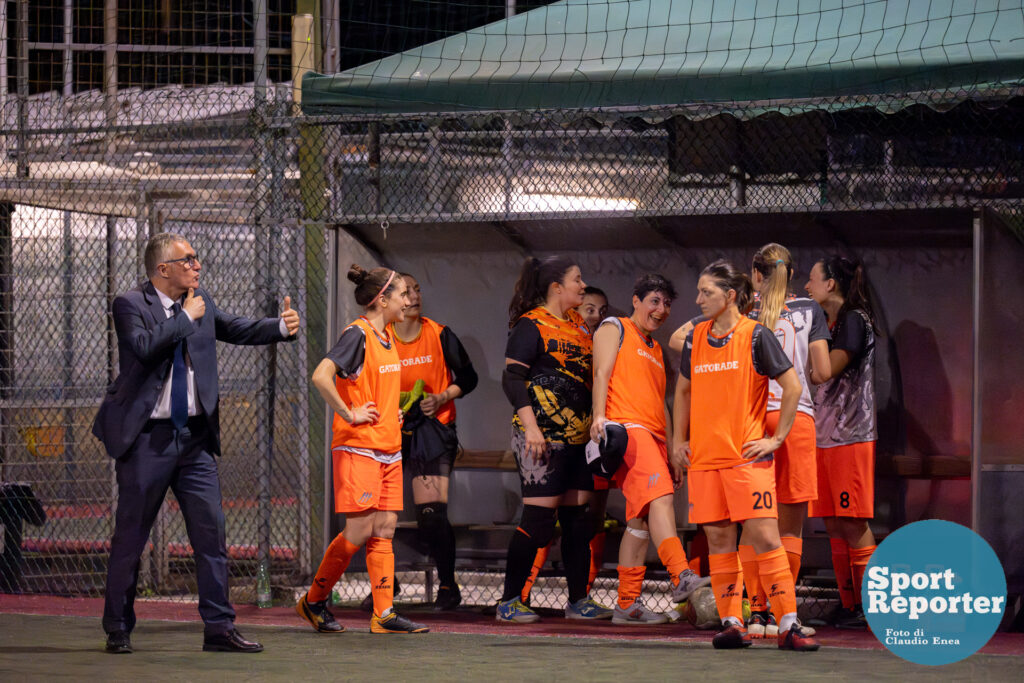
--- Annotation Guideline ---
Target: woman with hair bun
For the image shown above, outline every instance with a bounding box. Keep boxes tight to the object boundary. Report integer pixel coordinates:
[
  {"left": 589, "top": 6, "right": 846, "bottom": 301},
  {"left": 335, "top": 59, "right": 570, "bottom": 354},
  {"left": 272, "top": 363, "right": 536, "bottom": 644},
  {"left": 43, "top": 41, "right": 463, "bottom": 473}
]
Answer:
[
  {"left": 805, "top": 255, "right": 877, "bottom": 630},
  {"left": 672, "top": 259, "right": 818, "bottom": 652},
  {"left": 296, "top": 264, "right": 428, "bottom": 635},
  {"left": 497, "top": 256, "right": 609, "bottom": 624}
]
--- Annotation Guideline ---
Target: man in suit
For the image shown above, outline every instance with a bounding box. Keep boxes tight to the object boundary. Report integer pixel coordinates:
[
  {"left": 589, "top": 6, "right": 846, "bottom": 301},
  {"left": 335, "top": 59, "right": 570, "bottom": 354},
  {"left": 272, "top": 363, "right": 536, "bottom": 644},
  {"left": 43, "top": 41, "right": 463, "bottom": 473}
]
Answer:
[{"left": 93, "top": 232, "right": 300, "bottom": 654}]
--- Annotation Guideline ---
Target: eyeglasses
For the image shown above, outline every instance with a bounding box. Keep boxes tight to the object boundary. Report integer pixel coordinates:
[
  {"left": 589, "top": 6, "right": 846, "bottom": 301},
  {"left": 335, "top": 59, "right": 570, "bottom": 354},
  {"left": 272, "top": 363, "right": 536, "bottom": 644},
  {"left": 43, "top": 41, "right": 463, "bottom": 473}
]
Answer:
[{"left": 163, "top": 254, "right": 200, "bottom": 270}]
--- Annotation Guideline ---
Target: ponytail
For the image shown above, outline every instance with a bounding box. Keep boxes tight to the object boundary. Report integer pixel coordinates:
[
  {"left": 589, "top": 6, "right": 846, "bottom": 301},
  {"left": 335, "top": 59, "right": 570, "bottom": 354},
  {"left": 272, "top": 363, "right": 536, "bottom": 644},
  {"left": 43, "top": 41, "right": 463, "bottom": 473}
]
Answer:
[
  {"left": 820, "top": 255, "right": 874, "bottom": 327},
  {"left": 700, "top": 259, "right": 756, "bottom": 315},
  {"left": 751, "top": 243, "right": 793, "bottom": 332},
  {"left": 508, "top": 255, "right": 577, "bottom": 326},
  {"left": 347, "top": 264, "right": 397, "bottom": 308}
]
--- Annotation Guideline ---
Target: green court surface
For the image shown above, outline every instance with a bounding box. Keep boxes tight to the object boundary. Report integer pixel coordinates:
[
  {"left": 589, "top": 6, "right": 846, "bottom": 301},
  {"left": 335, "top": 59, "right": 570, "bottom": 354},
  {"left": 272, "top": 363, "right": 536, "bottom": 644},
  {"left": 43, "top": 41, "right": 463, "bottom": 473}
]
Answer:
[{"left": 0, "top": 613, "right": 1018, "bottom": 682}]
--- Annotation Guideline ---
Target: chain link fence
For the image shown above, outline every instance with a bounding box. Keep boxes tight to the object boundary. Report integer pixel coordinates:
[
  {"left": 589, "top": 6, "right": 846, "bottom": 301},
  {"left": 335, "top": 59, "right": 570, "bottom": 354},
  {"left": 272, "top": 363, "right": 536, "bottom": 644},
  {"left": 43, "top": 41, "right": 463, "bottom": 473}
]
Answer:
[{"left": 0, "top": 2, "right": 1020, "bottom": 624}]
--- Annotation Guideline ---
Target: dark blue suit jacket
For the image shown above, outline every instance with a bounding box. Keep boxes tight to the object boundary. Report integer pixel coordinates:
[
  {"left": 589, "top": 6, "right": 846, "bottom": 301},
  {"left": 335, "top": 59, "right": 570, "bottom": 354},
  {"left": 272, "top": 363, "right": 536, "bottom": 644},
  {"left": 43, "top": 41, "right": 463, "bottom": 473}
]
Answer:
[{"left": 92, "top": 281, "right": 291, "bottom": 460}]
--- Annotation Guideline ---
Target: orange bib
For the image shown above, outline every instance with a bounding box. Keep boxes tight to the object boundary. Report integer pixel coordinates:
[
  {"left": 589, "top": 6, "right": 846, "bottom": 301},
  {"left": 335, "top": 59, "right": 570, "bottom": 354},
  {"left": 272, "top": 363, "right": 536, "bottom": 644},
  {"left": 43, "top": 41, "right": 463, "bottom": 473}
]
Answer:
[
  {"left": 331, "top": 318, "right": 403, "bottom": 453},
  {"left": 389, "top": 317, "right": 456, "bottom": 425},
  {"left": 606, "top": 317, "right": 667, "bottom": 439},
  {"left": 689, "top": 317, "right": 768, "bottom": 470}
]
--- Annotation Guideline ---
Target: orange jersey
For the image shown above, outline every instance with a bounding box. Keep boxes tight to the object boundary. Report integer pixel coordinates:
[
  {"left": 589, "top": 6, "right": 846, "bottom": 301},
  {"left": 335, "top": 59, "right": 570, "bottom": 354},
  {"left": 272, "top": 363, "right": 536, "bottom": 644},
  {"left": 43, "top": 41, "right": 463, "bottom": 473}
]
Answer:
[
  {"left": 389, "top": 317, "right": 456, "bottom": 425},
  {"left": 331, "top": 318, "right": 403, "bottom": 454},
  {"left": 689, "top": 317, "right": 768, "bottom": 471},
  {"left": 605, "top": 317, "right": 667, "bottom": 440}
]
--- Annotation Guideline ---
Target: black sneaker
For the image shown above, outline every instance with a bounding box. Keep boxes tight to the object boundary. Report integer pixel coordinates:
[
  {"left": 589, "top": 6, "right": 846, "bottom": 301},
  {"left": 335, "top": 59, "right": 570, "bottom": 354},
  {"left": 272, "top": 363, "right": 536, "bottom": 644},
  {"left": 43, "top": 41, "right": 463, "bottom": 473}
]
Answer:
[
  {"left": 371, "top": 609, "right": 429, "bottom": 634},
  {"left": 834, "top": 605, "right": 867, "bottom": 630},
  {"left": 105, "top": 630, "right": 132, "bottom": 654},
  {"left": 361, "top": 577, "right": 401, "bottom": 612},
  {"left": 295, "top": 592, "right": 345, "bottom": 633},
  {"left": 434, "top": 584, "right": 462, "bottom": 611},
  {"left": 712, "top": 623, "right": 753, "bottom": 649}
]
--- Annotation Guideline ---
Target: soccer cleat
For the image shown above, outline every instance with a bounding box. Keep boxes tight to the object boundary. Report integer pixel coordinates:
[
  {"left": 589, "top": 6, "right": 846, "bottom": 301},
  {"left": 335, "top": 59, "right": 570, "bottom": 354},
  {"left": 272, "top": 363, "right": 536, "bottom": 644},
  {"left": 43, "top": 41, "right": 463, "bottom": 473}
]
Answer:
[
  {"left": 295, "top": 592, "right": 345, "bottom": 633},
  {"left": 747, "top": 610, "right": 778, "bottom": 638},
  {"left": 565, "top": 596, "right": 614, "bottom": 620},
  {"left": 370, "top": 609, "right": 429, "bottom": 634},
  {"left": 712, "top": 623, "right": 753, "bottom": 649},
  {"left": 671, "top": 568, "right": 712, "bottom": 603},
  {"left": 495, "top": 597, "right": 540, "bottom": 624},
  {"left": 778, "top": 622, "right": 820, "bottom": 651},
  {"left": 612, "top": 598, "right": 669, "bottom": 625},
  {"left": 834, "top": 605, "right": 867, "bottom": 629},
  {"left": 434, "top": 584, "right": 462, "bottom": 611}
]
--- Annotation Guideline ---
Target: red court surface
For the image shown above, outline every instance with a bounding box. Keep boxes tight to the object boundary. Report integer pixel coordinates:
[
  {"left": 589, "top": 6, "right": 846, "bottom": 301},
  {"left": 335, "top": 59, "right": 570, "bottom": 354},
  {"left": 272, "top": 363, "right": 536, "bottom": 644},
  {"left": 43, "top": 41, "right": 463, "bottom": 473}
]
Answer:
[{"left": 2, "top": 594, "right": 1021, "bottom": 656}]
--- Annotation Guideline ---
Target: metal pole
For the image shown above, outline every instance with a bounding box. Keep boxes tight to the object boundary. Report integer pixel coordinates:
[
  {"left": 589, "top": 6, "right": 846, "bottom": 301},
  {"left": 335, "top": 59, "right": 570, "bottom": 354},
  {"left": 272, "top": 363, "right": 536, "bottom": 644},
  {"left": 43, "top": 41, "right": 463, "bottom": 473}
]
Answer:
[
  {"left": 971, "top": 209, "right": 983, "bottom": 532},
  {"left": 254, "top": 0, "right": 267, "bottom": 104},
  {"left": 322, "top": 0, "right": 340, "bottom": 73},
  {"left": 1, "top": 1, "right": 9, "bottom": 158},
  {"left": 103, "top": 0, "right": 118, "bottom": 154},
  {"left": 16, "top": 0, "right": 28, "bottom": 178},
  {"left": 62, "top": 210, "right": 74, "bottom": 502}
]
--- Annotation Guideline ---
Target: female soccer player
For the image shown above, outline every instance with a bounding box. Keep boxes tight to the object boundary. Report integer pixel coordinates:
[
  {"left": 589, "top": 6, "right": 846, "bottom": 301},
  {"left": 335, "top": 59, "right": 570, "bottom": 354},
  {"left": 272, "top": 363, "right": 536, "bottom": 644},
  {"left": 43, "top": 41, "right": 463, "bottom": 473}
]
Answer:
[
  {"left": 591, "top": 273, "right": 709, "bottom": 625},
  {"left": 672, "top": 260, "right": 818, "bottom": 651},
  {"left": 389, "top": 273, "right": 478, "bottom": 610},
  {"left": 805, "top": 255, "right": 877, "bottom": 630},
  {"left": 296, "top": 265, "right": 428, "bottom": 634},
  {"left": 497, "top": 256, "right": 609, "bottom": 623},
  {"left": 738, "top": 244, "right": 831, "bottom": 637}
]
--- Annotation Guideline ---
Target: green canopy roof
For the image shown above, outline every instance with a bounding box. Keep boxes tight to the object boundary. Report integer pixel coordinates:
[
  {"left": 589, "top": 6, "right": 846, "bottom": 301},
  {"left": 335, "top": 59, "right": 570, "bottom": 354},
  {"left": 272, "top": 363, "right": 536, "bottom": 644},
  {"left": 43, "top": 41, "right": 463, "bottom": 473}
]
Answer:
[{"left": 302, "top": 0, "right": 1024, "bottom": 115}]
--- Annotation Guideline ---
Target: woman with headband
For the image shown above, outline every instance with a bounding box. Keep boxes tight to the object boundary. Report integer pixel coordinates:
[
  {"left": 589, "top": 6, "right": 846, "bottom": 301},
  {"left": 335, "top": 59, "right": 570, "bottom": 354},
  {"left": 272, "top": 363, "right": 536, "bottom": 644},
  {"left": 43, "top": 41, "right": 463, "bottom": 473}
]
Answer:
[{"left": 296, "top": 265, "right": 429, "bottom": 635}]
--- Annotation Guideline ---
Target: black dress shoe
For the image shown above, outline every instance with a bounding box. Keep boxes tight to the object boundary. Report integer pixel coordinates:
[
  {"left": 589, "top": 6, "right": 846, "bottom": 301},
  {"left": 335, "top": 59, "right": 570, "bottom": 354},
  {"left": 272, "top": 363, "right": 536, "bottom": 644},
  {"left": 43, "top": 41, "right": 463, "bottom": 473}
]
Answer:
[
  {"left": 202, "top": 628, "right": 264, "bottom": 653},
  {"left": 105, "top": 630, "right": 133, "bottom": 654}
]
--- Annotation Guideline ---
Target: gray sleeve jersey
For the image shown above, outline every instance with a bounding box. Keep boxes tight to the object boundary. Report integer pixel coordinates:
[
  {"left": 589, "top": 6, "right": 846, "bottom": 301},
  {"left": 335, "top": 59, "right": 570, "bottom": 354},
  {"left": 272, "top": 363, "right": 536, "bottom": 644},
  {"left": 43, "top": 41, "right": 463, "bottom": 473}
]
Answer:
[
  {"left": 765, "top": 297, "right": 831, "bottom": 416},
  {"left": 813, "top": 308, "right": 877, "bottom": 447}
]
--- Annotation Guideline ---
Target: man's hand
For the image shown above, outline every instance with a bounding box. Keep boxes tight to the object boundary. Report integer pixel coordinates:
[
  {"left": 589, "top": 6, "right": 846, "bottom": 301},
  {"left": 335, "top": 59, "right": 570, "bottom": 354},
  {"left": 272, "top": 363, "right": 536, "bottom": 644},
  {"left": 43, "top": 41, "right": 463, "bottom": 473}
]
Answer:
[
  {"left": 281, "top": 296, "right": 300, "bottom": 336},
  {"left": 590, "top": 415, "right": 607, "bottom": 444},
  {"left": 523, "top": 425, "right": 549, "bottom": 463},
  {"left": 183, "top": 287, "right": 205, "bottom": 320}
]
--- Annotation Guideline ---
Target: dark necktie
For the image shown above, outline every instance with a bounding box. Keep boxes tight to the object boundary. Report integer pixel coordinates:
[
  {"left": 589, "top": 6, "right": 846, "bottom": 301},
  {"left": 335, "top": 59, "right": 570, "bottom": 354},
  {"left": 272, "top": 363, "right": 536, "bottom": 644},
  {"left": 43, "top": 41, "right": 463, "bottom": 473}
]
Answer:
[{"left": 170, "top": 302, "right": 188, "bottom": 428}]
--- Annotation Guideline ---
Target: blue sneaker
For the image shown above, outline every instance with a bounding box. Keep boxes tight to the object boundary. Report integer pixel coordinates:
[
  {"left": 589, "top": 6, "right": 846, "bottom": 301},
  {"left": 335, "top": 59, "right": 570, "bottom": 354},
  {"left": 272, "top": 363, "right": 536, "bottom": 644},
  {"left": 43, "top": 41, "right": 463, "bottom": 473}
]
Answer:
[
  {"left": 565, "top": 596, "right": 614, "bottom": 620},
  {"left": 496, "top": 597, "right": 540, "bottom": 624}
]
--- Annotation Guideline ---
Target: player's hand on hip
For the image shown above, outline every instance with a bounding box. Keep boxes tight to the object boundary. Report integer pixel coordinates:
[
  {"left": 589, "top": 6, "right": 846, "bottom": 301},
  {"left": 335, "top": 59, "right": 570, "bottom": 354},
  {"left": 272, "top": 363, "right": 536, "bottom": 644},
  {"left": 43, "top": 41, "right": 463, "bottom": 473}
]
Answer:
[
  {"left": 281, "top": 296, "right": 300, "bottom": 335},
  {"left": 349, "top": 401, "right": 380, "bottom": 425},
  {"left": 741, "top": 435, "right": 781, "bottom": 460},
  {"left": 183, "top": 288, "right": 205, "bottom": 319}
]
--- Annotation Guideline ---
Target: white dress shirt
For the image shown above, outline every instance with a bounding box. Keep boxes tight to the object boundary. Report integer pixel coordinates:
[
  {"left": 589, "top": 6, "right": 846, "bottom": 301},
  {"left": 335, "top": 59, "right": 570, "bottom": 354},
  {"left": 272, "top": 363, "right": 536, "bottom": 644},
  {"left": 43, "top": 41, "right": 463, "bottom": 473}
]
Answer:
[{"left": 149, "top": 289, "right": 199, "bottom": 419}]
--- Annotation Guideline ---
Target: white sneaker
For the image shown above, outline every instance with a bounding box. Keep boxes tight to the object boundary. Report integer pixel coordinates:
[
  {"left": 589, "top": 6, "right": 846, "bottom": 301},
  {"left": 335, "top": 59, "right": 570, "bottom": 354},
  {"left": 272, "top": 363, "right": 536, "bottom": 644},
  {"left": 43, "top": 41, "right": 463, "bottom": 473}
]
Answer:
[
  {"left": 612, "top": 598, "right": 669, "bottom": 625},
  {"left": 671, "top": 568, "right": 712, "bottom": 602}
]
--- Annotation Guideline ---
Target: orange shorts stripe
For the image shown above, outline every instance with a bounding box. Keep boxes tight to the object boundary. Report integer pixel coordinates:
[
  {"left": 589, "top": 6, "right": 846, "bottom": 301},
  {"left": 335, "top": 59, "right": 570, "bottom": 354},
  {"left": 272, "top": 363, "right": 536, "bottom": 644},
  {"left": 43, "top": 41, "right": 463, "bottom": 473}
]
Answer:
[
  {"left": 809, "top": 441, "right": 875, "bottom": 518},
  {"left": 766, "top": 410, "right": 817, "bottom": 504},
  {"left": 687, "top": 459, "right": 777, "bottom": 524},
  {"left": 612, "top": 427, "right": 674, "bottom": 521},
  {"left": 332, "top": 449, "right": 403, "bottom": 513}
]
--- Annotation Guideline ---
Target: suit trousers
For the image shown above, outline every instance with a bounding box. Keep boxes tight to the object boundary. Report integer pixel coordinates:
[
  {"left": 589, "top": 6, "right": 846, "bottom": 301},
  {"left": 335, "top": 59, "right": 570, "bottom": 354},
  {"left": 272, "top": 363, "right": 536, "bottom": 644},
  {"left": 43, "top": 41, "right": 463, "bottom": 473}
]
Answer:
[{"left": 102, "top": 417, "right": 235, "bottom": 635}]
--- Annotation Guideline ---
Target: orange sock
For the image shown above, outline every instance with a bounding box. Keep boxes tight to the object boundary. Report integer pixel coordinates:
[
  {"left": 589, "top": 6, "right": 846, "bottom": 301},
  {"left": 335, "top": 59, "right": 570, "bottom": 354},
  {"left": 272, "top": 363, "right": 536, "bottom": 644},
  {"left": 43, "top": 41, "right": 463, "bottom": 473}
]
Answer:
[
  {"left": 781, "top": 536, "right": 803, "bottom": 586},
  {"left": 587, "top": 531, "right": 607, "bottom": 593},
  {"left": 757, "top": 546, "right": 798, "bottom": 629},
  {"left": 657, "top": 537, "right": 689, "bottom": 585},
  {"left": 309, "top": 533, "right": 359, "bottom": 602},
  {"left": 521, "top": 542, "right": 552, "bottom": 602},
  {"left": 849, "top": 544, "right": 876, "bottom": 607},
  {"left": 366, "top": 536, "right": 395, "bottom": 617},
  {"left": 709, "top": 552, "right": 745, "bottom": 624},
  {"left": 738, "top": 544, "right": 765, "bottom": 612},
  {"left": 830, "top": 538, "right": 855, "bottom": 609},
  {"left": 616, "top": 565, "right": 646, "bottom": 609}
]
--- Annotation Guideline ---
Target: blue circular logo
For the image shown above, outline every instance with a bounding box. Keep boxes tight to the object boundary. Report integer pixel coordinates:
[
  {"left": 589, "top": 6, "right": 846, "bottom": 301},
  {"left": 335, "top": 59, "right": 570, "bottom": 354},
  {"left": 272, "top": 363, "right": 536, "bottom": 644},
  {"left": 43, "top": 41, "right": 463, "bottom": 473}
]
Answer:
[{"left": 864, "top": 519, "right": 1006, "bottom": 665}]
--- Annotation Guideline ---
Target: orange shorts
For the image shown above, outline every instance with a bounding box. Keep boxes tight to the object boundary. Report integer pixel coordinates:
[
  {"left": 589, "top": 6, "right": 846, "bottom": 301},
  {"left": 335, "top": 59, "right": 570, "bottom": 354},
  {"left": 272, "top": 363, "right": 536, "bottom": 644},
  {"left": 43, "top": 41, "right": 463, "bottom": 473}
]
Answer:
[
  {"left": 611, "top": 427, "right": 674, "bottom": 521},
  {"left": 809, "top": 441, "right": 875, "bottom": 518},
  {"left": 332, "top": 449, "right": 403, "bottom": 513},
  {"left": 766, "top": 410, "right": 817, "bottom": 504},
  {"left": 687, "top": 459, "right": 777, "bottom": 524}
]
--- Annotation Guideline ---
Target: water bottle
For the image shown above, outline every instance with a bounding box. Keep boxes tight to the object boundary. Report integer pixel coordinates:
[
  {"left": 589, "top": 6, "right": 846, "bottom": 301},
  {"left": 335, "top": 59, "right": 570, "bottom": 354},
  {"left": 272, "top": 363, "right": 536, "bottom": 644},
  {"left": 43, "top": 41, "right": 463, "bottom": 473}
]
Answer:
[{"left": 256, "top": 559, "right": 272, "bottom": 608}]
